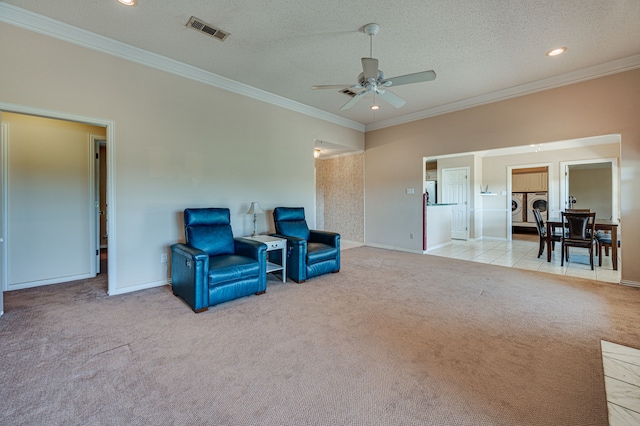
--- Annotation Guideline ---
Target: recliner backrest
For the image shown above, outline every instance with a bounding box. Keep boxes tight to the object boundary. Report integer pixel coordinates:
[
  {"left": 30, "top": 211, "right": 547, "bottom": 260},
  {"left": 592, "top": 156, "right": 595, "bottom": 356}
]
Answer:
[
  {"left": 273, "top": 207, "right": 310, "bottom": 240},
  {"left": 184, "top": 208, "right": 235, "bottom": 256}
]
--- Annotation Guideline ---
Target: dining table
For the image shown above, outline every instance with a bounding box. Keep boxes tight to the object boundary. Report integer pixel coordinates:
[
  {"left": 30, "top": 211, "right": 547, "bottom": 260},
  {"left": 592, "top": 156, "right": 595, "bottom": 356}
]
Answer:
[{"left": 546, "top": 214, "right": 619, "bottom": 270}]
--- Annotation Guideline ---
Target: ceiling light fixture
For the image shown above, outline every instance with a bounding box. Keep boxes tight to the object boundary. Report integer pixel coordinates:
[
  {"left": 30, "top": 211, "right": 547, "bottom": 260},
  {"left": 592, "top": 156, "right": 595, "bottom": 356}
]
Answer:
[
  {"left": 118, "top": 0, "right": 138, "bottom": 6},
  {"left": 546, "top": 47, "right": 567, "bottom": 57},
  {"left": 371, "top": 105, "right": 380, "bottom": 110}
]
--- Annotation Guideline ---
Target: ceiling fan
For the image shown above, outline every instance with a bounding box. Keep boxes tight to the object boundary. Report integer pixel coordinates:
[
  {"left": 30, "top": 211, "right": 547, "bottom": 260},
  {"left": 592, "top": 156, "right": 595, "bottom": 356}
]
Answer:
[{"left": 312, "top": 23, "right": 436, "bottom": 111}]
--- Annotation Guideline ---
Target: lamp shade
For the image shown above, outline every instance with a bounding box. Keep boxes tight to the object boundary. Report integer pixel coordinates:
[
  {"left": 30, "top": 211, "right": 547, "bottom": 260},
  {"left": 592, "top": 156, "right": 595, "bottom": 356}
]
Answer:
[{"left": 247, "top": 202, "right": 264, "bottom": 215}]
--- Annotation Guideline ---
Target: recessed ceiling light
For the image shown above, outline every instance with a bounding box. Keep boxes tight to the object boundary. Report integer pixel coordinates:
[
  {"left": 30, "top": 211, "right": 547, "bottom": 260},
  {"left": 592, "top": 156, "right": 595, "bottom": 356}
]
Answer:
[
  {"left": 118, "top": 0, "right": 138, "bottom": 6},
  {"left": 546, "top": 47, "right": 567, "bottom": 57},
  {"left": 371, "top": 105, "right": 380, "bottom": 110}
]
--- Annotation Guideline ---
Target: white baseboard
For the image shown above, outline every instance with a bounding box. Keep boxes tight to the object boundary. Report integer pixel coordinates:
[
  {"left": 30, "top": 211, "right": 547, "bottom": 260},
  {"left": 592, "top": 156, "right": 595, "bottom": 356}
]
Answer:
[
  {"left": 424, "top": 241, "right": 452, "bottom": 253},
  {"left": 7, "top": 273, "right": 94, "bottom": 291},
  {"left": 366, "top": 242, "right": 423, "bottom": 254},
  {"left": 108, "top": 279, "right": 168, "bottom": 296},
  {"left": 621, "top": 280, "right": 640, "bottom": 288}
]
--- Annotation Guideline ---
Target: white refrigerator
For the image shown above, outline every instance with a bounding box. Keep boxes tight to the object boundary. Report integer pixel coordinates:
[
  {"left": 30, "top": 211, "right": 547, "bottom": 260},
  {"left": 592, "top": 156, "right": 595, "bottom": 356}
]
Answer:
[{"left": 424, "top": 180, "right": 437, "bottom": 204}]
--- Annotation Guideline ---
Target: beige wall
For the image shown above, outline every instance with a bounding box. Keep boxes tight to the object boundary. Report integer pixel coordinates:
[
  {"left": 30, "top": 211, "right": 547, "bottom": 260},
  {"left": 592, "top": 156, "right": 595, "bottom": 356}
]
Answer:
[
  {"left": 315, "top": 154, "right": 365, "bottom": 242},
  {"left": 0, "top": 23, "right": 364, "bottom": 292},
  {"left": 366, "top": 69, "right": 640, "bottom": 285},
  {"left": 570, "top": 167, "right": 613, "bottom": 219}
]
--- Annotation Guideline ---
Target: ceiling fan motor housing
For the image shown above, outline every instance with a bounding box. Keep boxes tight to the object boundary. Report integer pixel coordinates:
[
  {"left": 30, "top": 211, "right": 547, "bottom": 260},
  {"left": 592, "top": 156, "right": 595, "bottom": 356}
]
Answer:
[
  {"left": 358, "top": 71, "right": 386, "bottom": 87},
  {"left": 364, "top": 23, "right": 380, "bottom": 36}
]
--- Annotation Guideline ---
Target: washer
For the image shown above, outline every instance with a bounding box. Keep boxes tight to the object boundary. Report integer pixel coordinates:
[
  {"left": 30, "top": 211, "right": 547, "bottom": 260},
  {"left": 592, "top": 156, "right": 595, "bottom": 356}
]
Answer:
[
  {"left": 527, "top": 192, "right": 548, "bottom": 223},
  {"left": 512, "top": 193, "right": 524, "bottom": 225}
]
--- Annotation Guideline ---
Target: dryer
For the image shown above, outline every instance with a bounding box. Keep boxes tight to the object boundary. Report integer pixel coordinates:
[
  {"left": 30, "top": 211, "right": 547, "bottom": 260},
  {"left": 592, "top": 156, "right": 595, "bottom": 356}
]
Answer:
[
  {"left": 527, "top": 192, "right": 548, "bottom": 223},
  {"left": 512, "top": 193, "right": 525, "bottom": 225}
]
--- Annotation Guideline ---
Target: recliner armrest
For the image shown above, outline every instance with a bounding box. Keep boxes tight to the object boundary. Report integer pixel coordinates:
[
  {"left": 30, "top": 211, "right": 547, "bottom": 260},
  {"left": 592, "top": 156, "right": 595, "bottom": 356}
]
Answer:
[
  {"left": 171, "top": 243, "right": 210, "bottom": 312},
  {"left": 171, "top": 243, "right": 208, "bottom": 262},
  {"left": 309, "top": 230, "right": 340, "bottom": 247}
]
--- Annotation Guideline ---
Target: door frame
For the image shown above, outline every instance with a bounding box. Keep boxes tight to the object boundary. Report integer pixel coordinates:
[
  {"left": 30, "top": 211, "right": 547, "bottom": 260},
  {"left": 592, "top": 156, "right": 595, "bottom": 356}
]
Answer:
[{"left": 0, "top": 102, "right": 116, "bottom": 296}]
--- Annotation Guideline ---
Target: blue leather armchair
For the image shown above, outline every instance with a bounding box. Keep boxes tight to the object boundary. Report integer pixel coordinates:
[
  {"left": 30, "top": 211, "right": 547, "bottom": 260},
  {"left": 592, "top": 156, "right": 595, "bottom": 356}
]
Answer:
[
  {"left": 272, "top": 207, "right": 340, "bottom": 283},
  {"left": 171, "top": 208, "right": 267, "bottom": 312}
]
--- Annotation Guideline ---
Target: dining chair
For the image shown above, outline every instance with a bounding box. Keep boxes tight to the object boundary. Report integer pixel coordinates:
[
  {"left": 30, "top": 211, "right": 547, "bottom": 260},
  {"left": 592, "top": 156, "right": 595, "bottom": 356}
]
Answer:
[
  {"left": 596, "top": 230, "right": 621, "bottom": 267},
  {"left": 532, "top": 208, "right": 561, "bottom": 258},
  {"left": 561, "top": 211, "right": 597, "bottom": 270}
]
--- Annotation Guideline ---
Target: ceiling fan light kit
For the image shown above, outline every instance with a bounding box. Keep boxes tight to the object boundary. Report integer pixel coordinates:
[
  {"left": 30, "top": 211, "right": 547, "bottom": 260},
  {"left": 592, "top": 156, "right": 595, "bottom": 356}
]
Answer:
[{"left": 312, "top": 23, "right": 436, "bottom": 111}]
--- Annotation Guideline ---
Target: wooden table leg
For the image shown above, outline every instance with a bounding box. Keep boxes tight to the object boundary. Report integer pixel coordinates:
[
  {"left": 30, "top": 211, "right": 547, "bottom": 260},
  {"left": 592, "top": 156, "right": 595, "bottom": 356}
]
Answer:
[
  {"left": 547, "top": 226, "right": 552, "bottom": 262},
  {"left": 611, "top": 226, "right": 618, "bottom": 271}
]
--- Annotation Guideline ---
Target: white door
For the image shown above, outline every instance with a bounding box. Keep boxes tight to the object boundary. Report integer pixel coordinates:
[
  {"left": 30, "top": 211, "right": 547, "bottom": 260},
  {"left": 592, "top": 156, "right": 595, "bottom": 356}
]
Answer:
[{"left": 442, "top": 167, "right": 469, "bottom": 240}]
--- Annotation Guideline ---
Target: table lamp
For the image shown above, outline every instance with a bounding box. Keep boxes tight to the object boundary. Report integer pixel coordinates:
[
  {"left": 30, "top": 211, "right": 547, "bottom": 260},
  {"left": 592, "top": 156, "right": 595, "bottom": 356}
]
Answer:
[{"left": 247, "top": 202, "right": 264, "bottom": 236}]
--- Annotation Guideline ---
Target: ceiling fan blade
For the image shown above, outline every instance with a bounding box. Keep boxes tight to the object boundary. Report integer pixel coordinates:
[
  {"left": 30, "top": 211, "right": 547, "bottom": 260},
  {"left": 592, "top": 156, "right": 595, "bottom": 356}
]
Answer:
[
  {"left": 312, "top": 84, "right": 353, "bottom": 90},
  {"left": 377, "top": 89, "right": 406, "bottom": 108},
  {"left": 362, "top": 58, "right": 379, "bottom": 81},
  {"left": 339, "top": 90, "right": 368, "bottom": 111},
  {"left": 384, "top": 70, "right": 436, "bottom": 87}
]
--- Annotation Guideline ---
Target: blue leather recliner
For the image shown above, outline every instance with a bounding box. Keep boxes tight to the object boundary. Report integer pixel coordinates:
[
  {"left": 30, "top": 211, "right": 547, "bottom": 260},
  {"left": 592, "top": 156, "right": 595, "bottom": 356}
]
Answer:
[
  {"left": 171, "top": 208, "right": 267, "bottom": 313},
  {"left": 272, "top": 207, "right": 340, "bottom": 283}
]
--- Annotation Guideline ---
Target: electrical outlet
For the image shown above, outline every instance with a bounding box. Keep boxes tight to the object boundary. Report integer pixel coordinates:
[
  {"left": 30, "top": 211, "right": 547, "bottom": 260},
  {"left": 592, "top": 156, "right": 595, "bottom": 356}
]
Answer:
[{"left": 161, "top": 253, "right": 167, "bottom": 263}]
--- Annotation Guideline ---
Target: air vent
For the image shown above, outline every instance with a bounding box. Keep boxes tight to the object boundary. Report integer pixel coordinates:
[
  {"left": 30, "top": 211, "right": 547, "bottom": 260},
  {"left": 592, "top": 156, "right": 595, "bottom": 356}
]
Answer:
[
  {"left": 340, "top": 88, "right": 358, "bottom": 97},
  {"left": 186, "top": 16, "right": 230, "bottom": 41}
]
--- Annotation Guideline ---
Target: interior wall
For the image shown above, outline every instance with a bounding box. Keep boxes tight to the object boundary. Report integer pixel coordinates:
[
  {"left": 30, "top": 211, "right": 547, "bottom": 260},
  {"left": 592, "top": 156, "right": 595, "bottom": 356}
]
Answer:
[
  {"left": 315, "top": 154, "right": 365, "bottom": 242},
  {"left": 3, "top": 112, "right": 106, "bottom": 289},
  {"left": 365, "top": 69, "right": 640, "bottom": 284},
  {"left": 0, "top": 23, "right": 364, "bottom": 293},
  {"left": 569, "top": 167, "right": 613, "bottom": 218}
]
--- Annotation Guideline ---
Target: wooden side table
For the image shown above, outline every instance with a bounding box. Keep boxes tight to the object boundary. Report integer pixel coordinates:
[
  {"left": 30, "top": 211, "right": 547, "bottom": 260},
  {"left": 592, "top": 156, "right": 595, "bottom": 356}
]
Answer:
[{"left": 243, "top": 235, "right": 286, "bottom": 282}]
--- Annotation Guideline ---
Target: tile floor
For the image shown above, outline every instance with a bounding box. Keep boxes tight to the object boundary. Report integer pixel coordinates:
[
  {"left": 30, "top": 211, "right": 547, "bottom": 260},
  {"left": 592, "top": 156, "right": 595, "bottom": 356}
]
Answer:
[
  {"left": 427, "top": 233, "right": 621, "bottom": 284},
  {"left": 602, "top": 341, "right": 640, "bottom": 425}
]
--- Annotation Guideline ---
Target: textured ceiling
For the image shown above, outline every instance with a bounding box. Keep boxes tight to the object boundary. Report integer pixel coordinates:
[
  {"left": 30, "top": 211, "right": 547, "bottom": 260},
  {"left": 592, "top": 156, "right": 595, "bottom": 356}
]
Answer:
[{"left": 2, "top": 0, "right": 640, "bottom": 129}]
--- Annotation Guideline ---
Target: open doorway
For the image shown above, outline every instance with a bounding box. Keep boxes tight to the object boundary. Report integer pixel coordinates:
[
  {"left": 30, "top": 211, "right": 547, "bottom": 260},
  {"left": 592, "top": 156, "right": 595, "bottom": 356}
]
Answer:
[
  {"left": 0, "top": 105, "right": 115, "bottom": 299},
  {"left": 511, "top": 165, "right": 550, "bottom": 236},
  {"left": 560, "top": 159, "right": 618, "bottom": 220}
]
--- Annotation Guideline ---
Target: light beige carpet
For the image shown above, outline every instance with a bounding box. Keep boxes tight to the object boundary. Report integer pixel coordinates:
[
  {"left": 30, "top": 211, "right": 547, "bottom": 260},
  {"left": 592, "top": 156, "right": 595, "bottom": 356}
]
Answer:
[{"left": 2, "top": 246, "right": 640, "bottom": 425}]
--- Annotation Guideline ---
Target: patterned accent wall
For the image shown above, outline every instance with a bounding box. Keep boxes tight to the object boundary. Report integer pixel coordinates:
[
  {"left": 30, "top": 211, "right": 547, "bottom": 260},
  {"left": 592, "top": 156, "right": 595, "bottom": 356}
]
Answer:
[{"left": 315, "top": 154, "right": 365, "bottom": 242}]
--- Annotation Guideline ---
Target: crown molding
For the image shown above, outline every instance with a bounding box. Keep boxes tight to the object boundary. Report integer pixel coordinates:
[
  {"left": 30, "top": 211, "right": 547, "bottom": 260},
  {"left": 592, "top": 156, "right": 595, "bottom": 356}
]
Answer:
[
  {"left": 0, "top": 3, "right": 365, "bottom": 132},
  {"left": 366, "top": 54, "right": 640, "bottom": 132},
  {"left": 3, "top": 3, "right": 639, "bottom": 135}
]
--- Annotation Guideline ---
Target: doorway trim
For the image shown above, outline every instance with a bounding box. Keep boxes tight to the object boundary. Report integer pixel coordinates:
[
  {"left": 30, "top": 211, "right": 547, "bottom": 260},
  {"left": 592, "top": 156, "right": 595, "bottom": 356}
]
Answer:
[{"left": 0, "top": 102, "right": 116, "bottom": 296}]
